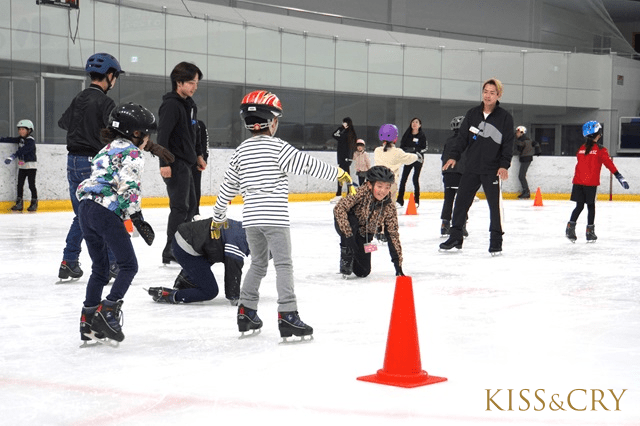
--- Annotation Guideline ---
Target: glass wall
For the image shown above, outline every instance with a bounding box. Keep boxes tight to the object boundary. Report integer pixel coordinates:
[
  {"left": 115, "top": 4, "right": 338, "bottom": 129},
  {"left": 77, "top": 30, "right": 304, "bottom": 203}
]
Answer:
[{"left": 0, "top": 0, "right": 622, "bottom": 155}]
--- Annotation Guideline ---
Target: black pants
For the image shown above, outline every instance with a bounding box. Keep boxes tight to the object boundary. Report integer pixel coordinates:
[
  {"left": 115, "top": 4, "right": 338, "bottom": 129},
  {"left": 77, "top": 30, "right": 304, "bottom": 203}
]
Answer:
[
  {"left": 440, "top": 173, "right": 461, "bottom": 221},
  {"left": 192, "top": 164, "right": 203, "bottom": 216},
  {"left": 518, "top": 160, "right": 531, "bottom": 193},
  {"left": 334, "top": 213, "right": 372, "bottom": 277},
  {"left": 163, "top": 160, "right": 197, "bottom": 255},
  {"left": 451, "top": 173, "right": 503, "bottom": 242},
  {"left": 397, "top": 161, "right": 423, "bottom": 204},
  {"left": 17, "top": 169, "right": 37, "bottom": 199}
]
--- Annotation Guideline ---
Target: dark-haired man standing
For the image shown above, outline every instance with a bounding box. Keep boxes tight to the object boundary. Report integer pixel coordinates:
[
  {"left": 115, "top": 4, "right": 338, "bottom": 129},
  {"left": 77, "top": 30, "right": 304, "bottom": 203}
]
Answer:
[{"left": 158, "top": 62, "right": 206, "bottom": 264}]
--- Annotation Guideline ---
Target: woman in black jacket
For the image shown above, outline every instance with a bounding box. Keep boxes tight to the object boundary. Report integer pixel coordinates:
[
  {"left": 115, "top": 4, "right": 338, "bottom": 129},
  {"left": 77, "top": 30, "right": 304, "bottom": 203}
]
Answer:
[
  {"left": 331, "top": 117, "right": 357, "bottom": 202},
  {"left": 396, "top": 118, "right": 427, "bottom": 207}
]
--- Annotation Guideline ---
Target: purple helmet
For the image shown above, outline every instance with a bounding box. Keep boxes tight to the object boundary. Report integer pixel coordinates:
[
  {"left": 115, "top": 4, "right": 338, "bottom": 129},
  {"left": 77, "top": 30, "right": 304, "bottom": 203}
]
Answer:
[{"left": 378, "top": 124, "right": 398, "bottom": 143}]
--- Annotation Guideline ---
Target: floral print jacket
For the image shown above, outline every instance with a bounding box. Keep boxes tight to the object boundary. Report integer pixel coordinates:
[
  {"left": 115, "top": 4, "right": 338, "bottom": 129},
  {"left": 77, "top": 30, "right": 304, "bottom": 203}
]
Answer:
[{"left": 77, "top": 138, "right": 144, "bottom": 220}]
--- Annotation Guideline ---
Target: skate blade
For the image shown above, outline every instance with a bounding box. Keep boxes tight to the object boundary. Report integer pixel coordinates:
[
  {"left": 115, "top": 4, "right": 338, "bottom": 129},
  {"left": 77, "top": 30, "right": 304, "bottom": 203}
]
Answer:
[
  {"left": 238, "top": 329, "right": 262, "bottom": 339},
  {"left": 54, "top": 277, "right": 82, "bottom": 285},
  {"left": 490, "top": 252, "right": 503, "bottom": 257},
  {"left": 82, "top": 331, "right": 119, "bottom": 348},
  {"left": 279, "top": 335, "right": 314, "bottom": 344},
  {"left": 438, "top": 248, "right": 461, "bottom": 252}
]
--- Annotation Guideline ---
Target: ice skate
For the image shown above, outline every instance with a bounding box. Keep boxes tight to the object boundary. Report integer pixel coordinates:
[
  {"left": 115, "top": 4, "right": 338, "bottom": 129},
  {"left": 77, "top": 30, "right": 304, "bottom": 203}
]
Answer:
[
  {"left": 87, "top": 299, "right": 124, "bottom": 346},
  {"left": 329, "top": 195, "right": 342, "bottom": 204},
  {"left": 586, "top": 224, "right": 597, "bottom": 243},
  {"left": 339, "top": 246, "right": 354, "bottom": 278},
  {"left": 26, "top": 199, "right": 38, "bottom": 212},
  {"left": 147, "top": 287, "right": 178, "bottom": 304},
  {"left": 57, "top": 260, "right": 83, "bottom": 282},
  {"left": 278, "top": 311, "right": 314, "bottom": 343},
  {"left": 79, "top": 305, "right": 104, "bottom": 348},
  {"left": 9, "top": 197, "right": 23, "bottom": 212},
  {"left": 173, "top": 270, "right": 197, "bottom": 290},
  {"left": 566, "top": 221, "right": 577, "bottom": 243},
  {"left": 439, "top": 236, "right": 462, "bottom": 251},
  {"left": 489, "top": 240, "right": 503, "bottom": 256},
  {"left": 517, "top": 191, "right": 530, "bottom": 199},
  {"left": 440, "top": 220, "right": 450, "bottom": 237},
  {"left": 237, "top": 304, "right": 262, "bottom": 337}
]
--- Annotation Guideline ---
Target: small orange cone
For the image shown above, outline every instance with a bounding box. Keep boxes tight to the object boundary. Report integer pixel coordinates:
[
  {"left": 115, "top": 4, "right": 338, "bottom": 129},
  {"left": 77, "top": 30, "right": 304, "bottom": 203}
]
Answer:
[
  {"left": 357, "top": 276, "right": 447, "bottom": 388},
  {"left": 533, "top": 187, "right": 543, "bottom": 207},
  {"left": 405, "top": 193, "right": 418, "bottom": 215},
  {"left": 124, "top": 218, "right": 134, "bottom": 234}
]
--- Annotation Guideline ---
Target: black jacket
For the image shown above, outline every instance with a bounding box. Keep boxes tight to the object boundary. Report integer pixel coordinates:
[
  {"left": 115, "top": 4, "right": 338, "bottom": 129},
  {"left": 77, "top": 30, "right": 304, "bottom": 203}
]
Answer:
[
  {"left": 332, "top": 126, "right": 355, "bottom": 163},
  {"left": 441, "top": 132, "right": 464, "bottom": 175},
  {"left": 175, "top": 218, "right": 250, "bottom": 300},
  {"left": 157, "top": 91, "right": 200, "bottom": 167},
  {"left": 447, "top": 101, "right": 514, "bottom": 174},
  {"left": 399, "top": 129, "right": 427, "bottom": 154},
  {"left": 58, "top": 84, "right": 115, "bottom": 156}
]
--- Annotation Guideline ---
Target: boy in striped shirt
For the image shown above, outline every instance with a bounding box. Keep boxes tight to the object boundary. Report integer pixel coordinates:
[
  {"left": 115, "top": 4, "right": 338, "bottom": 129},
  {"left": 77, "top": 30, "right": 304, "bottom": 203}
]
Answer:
[{"left": 212, "top": 90, "right": 354, "bottom": 341}]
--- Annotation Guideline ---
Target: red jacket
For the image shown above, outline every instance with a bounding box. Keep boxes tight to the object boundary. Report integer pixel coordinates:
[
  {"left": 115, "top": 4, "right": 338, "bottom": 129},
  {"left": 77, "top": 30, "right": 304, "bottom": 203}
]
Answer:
[{"left": 572, "top": 144, "right": 618, "bottom": 186}]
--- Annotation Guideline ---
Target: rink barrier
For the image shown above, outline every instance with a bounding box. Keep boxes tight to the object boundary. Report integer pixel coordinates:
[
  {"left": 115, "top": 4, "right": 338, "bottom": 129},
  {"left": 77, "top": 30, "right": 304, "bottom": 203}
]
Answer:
[{"left": 2, "top": 192, "right": 640, "bottom": 213}]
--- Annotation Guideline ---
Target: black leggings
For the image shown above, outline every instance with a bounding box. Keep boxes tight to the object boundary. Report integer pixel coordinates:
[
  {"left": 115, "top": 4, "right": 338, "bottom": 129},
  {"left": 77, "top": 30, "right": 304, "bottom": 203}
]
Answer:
[
  {"left": 570, "top": 203, "right": 595, "bottom": 225},
  {"left": 17, "top": 169, "right": 37, "bottom": 199}
]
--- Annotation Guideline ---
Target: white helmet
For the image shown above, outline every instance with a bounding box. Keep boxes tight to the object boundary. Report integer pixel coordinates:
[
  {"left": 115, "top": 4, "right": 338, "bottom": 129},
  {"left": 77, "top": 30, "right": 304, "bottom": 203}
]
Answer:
[
  {"left": 516, "top": 125, "right": 527, "bottom": 134},
  {"left": 17, "top": 119, "right": 34, "bottom": 132}
]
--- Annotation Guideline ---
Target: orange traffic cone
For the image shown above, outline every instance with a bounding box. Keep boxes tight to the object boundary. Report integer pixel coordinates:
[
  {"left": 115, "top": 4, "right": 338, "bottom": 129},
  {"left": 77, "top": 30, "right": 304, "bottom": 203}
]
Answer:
[
  {"left": 357, "top": 276, "right": 447, "bottom": 388},
  {"left": 533, "top": 187, "right": 543, "bottom": 207},
  {"left": 405, "top": 193, "right": 418, "bottom": 215}
]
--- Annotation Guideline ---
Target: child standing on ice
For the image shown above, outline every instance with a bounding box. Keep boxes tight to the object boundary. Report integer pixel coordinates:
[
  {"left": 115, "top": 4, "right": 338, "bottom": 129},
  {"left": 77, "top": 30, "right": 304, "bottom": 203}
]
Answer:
[
  {"left": 352, "top": 138, "right": 370, "bottom": 186},
  {"left": 2, "top": 119, "right": 38, "bottom": 212},
  {"left": 373, "top": 124, "right": 423, "bottom": 206},
  {"left": 77, "top": 102, "right": 174, "bottom": 346},
  {"left": 565, "top": 120, "right": 629, "bottom": 242},
  {"left": 212, "top": 90, "right": 355, "bottom": 341}
]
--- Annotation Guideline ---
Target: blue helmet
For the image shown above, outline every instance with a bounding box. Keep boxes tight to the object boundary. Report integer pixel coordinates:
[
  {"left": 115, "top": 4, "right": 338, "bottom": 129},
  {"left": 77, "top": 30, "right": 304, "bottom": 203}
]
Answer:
[
  {"left": 85, "top": 53, "right": 124, "bottom": 76},
  {"left": 582, "top": 120, "right": 602, "bottom": 138}
]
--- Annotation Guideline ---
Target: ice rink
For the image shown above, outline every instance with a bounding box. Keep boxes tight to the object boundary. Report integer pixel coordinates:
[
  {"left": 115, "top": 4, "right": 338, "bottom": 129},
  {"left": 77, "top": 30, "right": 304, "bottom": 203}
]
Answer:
[{"left": 1, "top": 198, "right": 639, "bottom": 425}]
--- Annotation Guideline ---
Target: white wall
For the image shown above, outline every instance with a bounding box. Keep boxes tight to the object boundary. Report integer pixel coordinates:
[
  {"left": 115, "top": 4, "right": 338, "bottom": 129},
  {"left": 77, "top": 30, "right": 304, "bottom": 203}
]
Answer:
[{"left": 2, "top": 144, "right": 638, "bottom": 202}]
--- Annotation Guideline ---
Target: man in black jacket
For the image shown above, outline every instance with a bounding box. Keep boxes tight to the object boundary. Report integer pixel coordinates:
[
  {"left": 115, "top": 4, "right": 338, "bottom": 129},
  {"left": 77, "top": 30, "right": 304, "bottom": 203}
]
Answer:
[
  {"left": 440, "top": 78, "right": 514, "bottom": 255},
  {"left": 58, "top": 53, "right": 124, "bottom": 280},
  {"left": 158, "top": 62, "right": 206, "bottom": 264}
]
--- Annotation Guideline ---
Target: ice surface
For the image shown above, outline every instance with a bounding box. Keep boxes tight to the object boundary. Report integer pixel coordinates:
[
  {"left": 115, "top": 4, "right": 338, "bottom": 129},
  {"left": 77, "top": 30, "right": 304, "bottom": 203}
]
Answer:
[{"left": 1, "top": 199, "right": 639, "bottom": 425}]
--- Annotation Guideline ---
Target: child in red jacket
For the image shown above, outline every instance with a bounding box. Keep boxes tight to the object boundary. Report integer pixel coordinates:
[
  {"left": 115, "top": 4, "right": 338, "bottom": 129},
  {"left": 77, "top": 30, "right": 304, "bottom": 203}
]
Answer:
[{"left": 566, "top": 121, "right": 629, "bottom": 242}]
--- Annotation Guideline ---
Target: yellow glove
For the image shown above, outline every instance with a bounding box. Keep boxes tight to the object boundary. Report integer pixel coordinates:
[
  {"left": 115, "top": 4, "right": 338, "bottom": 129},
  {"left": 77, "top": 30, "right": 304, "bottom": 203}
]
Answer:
[
  {"left": 210, "top": 220, "right": 229, "bottom": 239},
  {"left": 346, "top": 183, "right": 357, "bottom": 196},
  {"left": 337, "top": 167, "right": 353, "bottom": 186}
]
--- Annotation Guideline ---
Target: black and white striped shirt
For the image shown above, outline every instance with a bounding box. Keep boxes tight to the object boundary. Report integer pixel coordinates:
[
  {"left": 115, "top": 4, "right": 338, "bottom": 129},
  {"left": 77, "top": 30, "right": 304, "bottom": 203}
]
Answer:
[{"left": 213, "top": 135, "right": 339, "bottom": 227}]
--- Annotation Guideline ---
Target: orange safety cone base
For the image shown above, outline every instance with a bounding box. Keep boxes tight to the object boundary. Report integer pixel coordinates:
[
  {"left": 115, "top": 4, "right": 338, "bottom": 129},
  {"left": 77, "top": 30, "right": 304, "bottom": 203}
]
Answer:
[
  {"left": 533, "top": 187, "right": 543, "bottom": 207},
  {"left": 357, "top": 370, "right": 447, "bottom": 388},
  {"left": 405, "top": 193, "right": 418, "bottom": 215}
]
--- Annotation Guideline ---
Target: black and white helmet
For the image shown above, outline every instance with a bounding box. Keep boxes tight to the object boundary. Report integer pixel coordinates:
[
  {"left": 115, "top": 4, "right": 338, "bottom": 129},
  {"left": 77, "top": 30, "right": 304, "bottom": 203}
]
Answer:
[
  {"left": 108, "top": 102, "right": 157, "bottom": 138},
  {"left": 450, "top": 116, "right": 464, "bottom": 131},
  {"left": 366, "top": 165, "right": 395, "bottom": 184}
]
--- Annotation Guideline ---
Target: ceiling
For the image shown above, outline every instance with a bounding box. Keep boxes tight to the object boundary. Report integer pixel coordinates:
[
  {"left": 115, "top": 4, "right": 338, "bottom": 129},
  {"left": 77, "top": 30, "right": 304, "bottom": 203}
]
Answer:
[{"left": 602, "top": 0, "right": 640, "bottom": 23}]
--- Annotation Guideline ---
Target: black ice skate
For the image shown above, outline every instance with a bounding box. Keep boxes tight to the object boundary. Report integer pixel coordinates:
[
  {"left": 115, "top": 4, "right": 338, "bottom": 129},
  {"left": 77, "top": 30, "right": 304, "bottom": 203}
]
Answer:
[
  {"left": 87, "top": 299, "right": 124, "bottom": 347},
  {"left": 10, "top": 197, "right": 23, "bottom": 212},
  {"left": 586, "top": 224, "right": 597, "bottom": 243},
  {"left": 237, "top": 304, "right": 262, "bottom": 337},
  {"left": 489, "top": 240, "right": 503, "bottom": 256},
  {"left": 26, "top": 199, "right": 38, "bottom": 212},
  {"left": 79, "top": 305, "right": 104, "bottom": 348},
  {"left": 440, "top": 220, "right": 450, "bottom": 237},
  {"left": 439, "top": 236, "right": 463, "bottom": 251},
  {"left": 58, "top": 260, "right": 83, "bottom": 281},
  {"left": 174, "top": 270, "right": 197, "bottom": 290},
  {"left": 340, "top": 246, "right": 354, "bottom": 278},
  {"left": 566, "top": 221, "right": 577, "bottom": 243},
  {"left": 278, "top": 311, "right": 313, "bottom": 343},
  {"left": 147, "top": 287, "right": 178, "bottom": 304}
]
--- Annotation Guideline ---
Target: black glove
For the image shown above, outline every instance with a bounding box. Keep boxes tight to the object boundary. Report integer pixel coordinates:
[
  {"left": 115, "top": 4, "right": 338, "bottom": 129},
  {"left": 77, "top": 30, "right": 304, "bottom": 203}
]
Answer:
[
  {"left": 614, "top": 171, "right": 629, "bottom": 189},
  {"left": 394, "top": 263, "right": 404, "bottom": 276},
  {"left": 130, "top": 211, "right": 155, "bottom": 246}
]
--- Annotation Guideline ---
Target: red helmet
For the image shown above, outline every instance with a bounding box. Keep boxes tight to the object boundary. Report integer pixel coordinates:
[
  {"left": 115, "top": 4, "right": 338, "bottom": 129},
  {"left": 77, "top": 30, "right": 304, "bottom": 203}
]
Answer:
[{"left": 240, "top": 90, "right": 283, "bottom": 130}]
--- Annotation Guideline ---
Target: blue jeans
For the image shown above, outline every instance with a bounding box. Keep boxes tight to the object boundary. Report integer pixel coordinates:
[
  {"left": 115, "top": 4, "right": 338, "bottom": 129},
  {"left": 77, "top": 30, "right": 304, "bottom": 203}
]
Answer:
[
  {"left": 79, "top": 200, "right": 138, "bottom": 307},
  {"left": 63, "top": 155, "right": 115, "bottom": 264}
]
